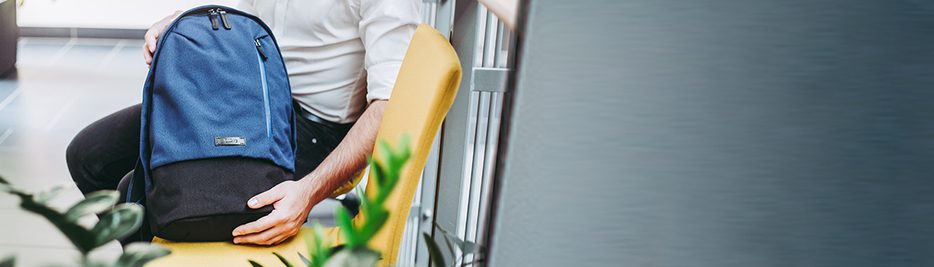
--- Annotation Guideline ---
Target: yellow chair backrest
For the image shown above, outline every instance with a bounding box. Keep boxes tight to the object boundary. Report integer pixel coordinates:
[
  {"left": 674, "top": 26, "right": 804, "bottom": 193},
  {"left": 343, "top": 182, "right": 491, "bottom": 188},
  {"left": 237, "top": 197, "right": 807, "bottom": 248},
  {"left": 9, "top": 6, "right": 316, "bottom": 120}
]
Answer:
[{"left": 357, "top": 24, "right": 462, "bottom": 265}]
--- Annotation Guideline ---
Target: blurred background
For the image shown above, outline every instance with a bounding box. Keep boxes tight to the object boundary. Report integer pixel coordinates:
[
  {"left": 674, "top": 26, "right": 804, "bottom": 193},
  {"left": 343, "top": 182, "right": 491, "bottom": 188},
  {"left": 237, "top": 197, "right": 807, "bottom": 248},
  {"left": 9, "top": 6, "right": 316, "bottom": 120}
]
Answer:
[
  {"left": 1, "top": 1, "right": 287, "bottom": 266},
  {"left": 1, "top": 1, "right": 492, "bottom": 266},
  {"left": 17, "top": 0, "right": 236, "bottom": 29},
  {"left": 5, "top": 0, "right": 934, "bottom": 267}
]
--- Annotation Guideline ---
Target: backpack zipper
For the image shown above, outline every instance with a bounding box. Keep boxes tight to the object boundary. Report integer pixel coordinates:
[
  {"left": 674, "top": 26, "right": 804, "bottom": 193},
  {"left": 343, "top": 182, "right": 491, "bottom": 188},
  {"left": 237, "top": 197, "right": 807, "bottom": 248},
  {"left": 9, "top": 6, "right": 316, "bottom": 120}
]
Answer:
[
  {"left": 208, "top": 9, "right": 220, "bottom": 30},
  {"left": 218, "top": 8, "right": 232, "bottom": 30},
  {"left": 254, "top": 39, "right": 268, "bottom": 60},
  {"left": 255, "top": 38, "right": 271, "bottom": 138}
]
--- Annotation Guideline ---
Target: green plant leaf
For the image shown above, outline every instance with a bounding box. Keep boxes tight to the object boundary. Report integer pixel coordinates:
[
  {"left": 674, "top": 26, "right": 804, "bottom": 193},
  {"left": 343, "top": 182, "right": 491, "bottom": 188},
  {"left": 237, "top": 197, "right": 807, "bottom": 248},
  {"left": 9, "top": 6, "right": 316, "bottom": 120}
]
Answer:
[
  {"left": 323, "top": 248, "right": 380, "bottom": 267},
  {"left": 461, "top": 240, "right": 479, "bottom": 255},
  {"left": 369, "top": 159, "right": 386, "bottom": 199},
  {"left": 372, "top": 139, "right": 409, "bottom": 205},
  {"left": 438, "top": 227, "right": 480, "bottom": 254},
  {"left": 0, "top": 175, "right": 27, "bottom": 196},
  {"left": 298, "top": 252, "right": 311, "bottom": 266},
  {"left": 247, "top": 260, "right": 264, "bottom": 267},
  {"left": 32, "top": 185, "right": 66, "bottom": 204},
  {"left": 423, "top": 233, "right": 448, "bottom": 267},
  {"left": 439, "top": 230, "right": 458, "bottom": 264},
  {"left": 376, "top": 140, "right": 394, "bottom": 183},
  {"left": 357, "top": 209, "right": 387, "bottom": 245},
  {"left": 354, "top": 187, "right": 387, "bottom": 244},
  {"left": 113, "top": 242, "right": 171, "bottom": 267},
  {"left": 308, "top": 222, "right": 330, "bottom": 267},
  {"left": 335, "top": 207, "right": 359, "bottom": 248},
  {"left": 64, "top": 190, "right": 120, "bottom": 222},
  {"left": 461, "top": 258, "right": 485, "bottom": 266},
  {"left": 90, "top": 203, "right": 143, "bottom": 247},
  {"left": 7, "top": 184, "right": 98, "bottom": 253},
  {"left": 0, "top": 175, "right": 10, "bottom": 193},
  {"left": 271, "top": 252, "right": 293, "bottom": 267},
  {"left": 0, "top": 255, "right": 14, "bottom": 267}
]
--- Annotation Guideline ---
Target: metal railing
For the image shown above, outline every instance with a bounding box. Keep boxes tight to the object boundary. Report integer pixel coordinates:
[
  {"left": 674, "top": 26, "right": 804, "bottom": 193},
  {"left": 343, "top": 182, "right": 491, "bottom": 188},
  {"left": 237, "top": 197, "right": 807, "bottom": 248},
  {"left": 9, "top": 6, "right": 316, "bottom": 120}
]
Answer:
[
  {"left": 457, "top": 4, "right": 513, "bottom": 265},
  {"left": 395, "top": 1, "right": 516, "bottom": 265}
]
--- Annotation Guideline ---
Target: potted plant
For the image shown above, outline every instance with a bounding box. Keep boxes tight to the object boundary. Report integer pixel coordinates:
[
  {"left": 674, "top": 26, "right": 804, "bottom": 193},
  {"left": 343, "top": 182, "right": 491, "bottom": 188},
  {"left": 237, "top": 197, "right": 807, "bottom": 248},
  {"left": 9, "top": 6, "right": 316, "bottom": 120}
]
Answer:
[
  {"left": 0, "top": 175, "right": 171, "bottom": 267},
  {"left": 0, "top": 0, "right": 17, "bottom": 78}
]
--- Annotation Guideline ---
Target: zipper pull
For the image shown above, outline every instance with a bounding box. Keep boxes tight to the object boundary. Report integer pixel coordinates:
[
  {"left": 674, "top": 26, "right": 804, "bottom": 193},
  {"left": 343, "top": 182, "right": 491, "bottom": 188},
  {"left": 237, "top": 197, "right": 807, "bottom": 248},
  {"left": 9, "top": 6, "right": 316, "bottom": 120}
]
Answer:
[
  {"left": 218, "top": 9, "right": 232, "bottom": 30},
  {"left": 208, "top": 9, "right": 219, "bottom": 30},
  {"left": 255, "top": 39, "right": 268, "bottom": 61}
]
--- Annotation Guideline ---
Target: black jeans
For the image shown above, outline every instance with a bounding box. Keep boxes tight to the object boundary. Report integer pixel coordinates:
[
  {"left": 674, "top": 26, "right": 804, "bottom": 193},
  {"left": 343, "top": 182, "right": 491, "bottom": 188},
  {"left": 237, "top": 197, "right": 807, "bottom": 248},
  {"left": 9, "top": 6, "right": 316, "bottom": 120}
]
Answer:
[{"left": 66, "top": 103, "right": 351, "bottom": 232}]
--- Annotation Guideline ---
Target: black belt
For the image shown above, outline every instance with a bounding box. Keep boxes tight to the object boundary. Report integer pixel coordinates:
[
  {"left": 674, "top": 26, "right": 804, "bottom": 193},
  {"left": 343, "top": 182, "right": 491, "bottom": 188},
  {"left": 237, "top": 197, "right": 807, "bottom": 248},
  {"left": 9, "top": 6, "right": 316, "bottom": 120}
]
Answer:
[{"left": 298, "top": 108, "right": 344, "bottom": 129}]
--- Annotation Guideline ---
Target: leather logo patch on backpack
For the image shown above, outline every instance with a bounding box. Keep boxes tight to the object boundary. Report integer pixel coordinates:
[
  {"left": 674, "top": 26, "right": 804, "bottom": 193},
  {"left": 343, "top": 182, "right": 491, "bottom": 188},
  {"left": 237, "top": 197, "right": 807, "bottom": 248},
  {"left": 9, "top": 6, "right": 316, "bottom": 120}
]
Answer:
[{"left": 214, "top": 137, "right": 246, "bottom": 146}]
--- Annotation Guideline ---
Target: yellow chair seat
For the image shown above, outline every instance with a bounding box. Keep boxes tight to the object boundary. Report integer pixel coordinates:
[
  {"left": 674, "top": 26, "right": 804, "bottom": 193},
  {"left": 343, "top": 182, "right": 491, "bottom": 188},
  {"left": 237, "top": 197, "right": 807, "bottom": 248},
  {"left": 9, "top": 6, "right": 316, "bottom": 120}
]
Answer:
[{"left": 149, "top": 227, "right": 341, "bottom": 266}]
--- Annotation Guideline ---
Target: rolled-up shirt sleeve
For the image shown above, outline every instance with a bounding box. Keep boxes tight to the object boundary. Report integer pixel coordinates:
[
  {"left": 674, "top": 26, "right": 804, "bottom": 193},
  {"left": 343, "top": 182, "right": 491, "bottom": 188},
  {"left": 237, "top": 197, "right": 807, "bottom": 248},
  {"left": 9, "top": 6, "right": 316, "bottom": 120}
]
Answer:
[{"left": 358, "top": 0, "right": 420, "bottom": 103}]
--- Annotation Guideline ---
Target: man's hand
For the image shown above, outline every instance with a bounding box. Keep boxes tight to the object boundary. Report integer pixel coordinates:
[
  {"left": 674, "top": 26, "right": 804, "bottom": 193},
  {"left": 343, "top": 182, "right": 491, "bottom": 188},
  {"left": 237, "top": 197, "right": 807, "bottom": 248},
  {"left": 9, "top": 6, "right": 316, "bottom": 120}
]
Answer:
[
  {"left": 231, "top": 179, "right": 322, "bottom": 245},
  {"left": 232, "top": 100, "right": 387, "bottom": 245},
  {"left": 143, "top": 10, "right": 182, "bottom": 67}
]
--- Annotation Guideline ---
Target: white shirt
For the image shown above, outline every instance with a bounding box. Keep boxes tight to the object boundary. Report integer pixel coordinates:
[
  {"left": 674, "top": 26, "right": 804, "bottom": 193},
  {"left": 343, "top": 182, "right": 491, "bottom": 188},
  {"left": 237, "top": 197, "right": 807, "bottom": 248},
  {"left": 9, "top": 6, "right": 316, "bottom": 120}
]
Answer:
[{"left": 237, "top": 0, "right": 420, "bottom": 123}]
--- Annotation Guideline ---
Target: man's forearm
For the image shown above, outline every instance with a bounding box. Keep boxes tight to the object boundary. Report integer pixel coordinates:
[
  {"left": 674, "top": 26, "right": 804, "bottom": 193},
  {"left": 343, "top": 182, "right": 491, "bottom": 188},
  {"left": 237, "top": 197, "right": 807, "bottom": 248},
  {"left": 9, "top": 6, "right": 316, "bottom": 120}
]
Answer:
[{"left": 299, "top": 100, "right": 387, "bottom": 204}]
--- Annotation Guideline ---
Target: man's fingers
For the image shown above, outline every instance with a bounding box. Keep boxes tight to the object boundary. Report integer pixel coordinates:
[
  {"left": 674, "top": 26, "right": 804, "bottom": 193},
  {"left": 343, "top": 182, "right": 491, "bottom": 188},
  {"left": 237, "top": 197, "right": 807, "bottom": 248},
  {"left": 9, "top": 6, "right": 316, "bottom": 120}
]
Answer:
[
  {"left": 145, "top": 32, "right": 158, "bottom": 53},
  {"left": 143, "top": 44, "right": 153, "bottom": 66},
  {"left": 142, "top": 30, "right": 156, "bottom": 65},
  {"left": 244, "top": 226, "right": 299, "bottom": 245},
  {"left": 148, "top": 37, "right": 156, "bottom": 53},
  {"left": 248, "top": 183, "right": 287, "bottom": 209},
  {"left": 232, "top": 213, "right": 283, "bottom": 236},
  {"left": 233, "top": 227, "right": 279, "bottom": 245},
  {"left": 233, "top": 225, "right": 293, "bottom": 245}
]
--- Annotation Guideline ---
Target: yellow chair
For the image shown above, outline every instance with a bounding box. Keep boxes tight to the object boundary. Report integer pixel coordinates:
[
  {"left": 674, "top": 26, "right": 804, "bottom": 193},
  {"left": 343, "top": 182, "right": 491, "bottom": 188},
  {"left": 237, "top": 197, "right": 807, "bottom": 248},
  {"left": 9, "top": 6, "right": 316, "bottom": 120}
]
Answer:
[{"left": 148, "top": 24, "right": 462, "bottom": 266}]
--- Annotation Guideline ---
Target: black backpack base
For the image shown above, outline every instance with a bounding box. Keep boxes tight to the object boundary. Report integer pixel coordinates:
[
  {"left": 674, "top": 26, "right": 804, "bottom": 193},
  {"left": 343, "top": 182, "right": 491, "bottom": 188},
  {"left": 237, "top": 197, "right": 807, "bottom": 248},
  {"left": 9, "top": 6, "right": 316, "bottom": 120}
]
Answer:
[
  {"left": 147, "top": 157, "right": 293, "bottom": 242},
  {"left": 157, "top": 211, "right": 270, "bottom": 241}
]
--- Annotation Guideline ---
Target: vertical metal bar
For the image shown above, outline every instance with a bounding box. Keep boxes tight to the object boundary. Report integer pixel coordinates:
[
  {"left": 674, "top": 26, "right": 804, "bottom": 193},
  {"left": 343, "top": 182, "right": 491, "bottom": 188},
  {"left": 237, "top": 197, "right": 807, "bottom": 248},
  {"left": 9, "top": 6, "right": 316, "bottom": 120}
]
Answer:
[
  {"left": 430, "top": 2, "right": 438, "bottom": 26},
  {"left": 456, "top": 90, "right": 480, "bottom": 238},
  {"left": 466, "top": 92, "right": 495, "bottom": 266},
  {"left": 474, "top": 6, "right": 489, "bottom": 67},
  {"left": 474, "top": 91, "right": 504, "bottom": 255},
  {"left": 483, "top": 11, "right": 499, "bottom": 67},
  {"left": 422, "top": 2, "right": 431, "bottom": 26},
  {"left": 495, "top": 22, "right": 508, "bottom": 68},
  {"left": 425, "top": 2, "right": 431, "bottom": 25},
  {"left": 466, "top": 91, "right": 492, "bottom": 240},
  {"left": 432, "top": 0, "right": 456, "bottom": 39}
]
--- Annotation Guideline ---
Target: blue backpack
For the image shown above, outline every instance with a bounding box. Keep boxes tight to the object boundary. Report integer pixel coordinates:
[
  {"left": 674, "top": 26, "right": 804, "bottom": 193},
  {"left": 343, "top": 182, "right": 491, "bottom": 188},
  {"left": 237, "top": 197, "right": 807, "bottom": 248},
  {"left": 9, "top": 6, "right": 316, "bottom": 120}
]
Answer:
[{"left": 128, "top": 5, "right": 296, "bottom": 241}]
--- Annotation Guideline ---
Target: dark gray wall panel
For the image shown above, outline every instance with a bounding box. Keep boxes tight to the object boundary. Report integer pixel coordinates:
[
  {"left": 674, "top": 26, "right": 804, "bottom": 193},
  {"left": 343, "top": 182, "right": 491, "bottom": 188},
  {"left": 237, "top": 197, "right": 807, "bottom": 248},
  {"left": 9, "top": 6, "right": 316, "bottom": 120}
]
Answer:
[
  {"left": 488, "top": 1, "right": 934, "bottom": 266},
  {"left": 433, "top": 0, "right": 482, "bottom": 252}
]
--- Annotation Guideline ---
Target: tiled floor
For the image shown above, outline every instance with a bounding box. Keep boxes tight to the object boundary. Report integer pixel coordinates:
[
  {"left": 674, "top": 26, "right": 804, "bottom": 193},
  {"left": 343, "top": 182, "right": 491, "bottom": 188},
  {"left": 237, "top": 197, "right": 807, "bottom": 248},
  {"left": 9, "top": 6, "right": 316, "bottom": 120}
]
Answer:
[{"left": 0, "top": 37, "right": 338, "bottom": 266}]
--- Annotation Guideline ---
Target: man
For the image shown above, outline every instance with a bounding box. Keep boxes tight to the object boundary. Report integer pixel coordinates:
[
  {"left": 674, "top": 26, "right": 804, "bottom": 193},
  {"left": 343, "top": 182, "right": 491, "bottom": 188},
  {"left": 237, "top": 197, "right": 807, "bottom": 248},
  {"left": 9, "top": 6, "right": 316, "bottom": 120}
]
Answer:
[{"left": 66, "top": 0, "right": 420, "bottom": 245}]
